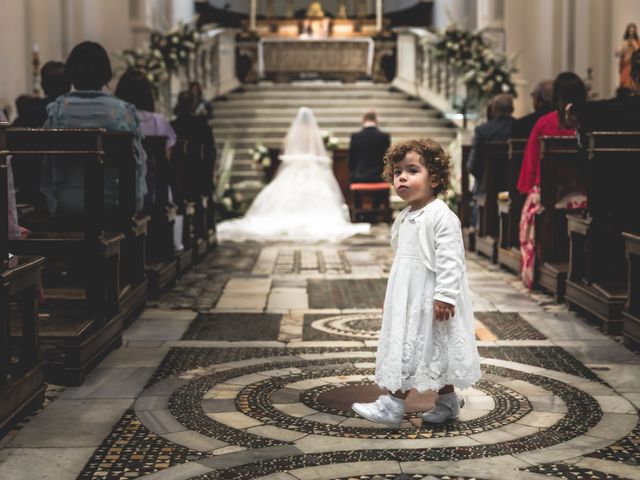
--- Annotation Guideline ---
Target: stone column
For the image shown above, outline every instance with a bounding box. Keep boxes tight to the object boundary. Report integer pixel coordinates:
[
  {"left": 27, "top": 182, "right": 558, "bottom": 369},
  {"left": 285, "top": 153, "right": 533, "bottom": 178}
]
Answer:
[
  {"left": 376, "top": 0, "right": 382, "bottom": 31},
  {"left": 249, "top": 0, "right": 257, "bottom": 30}
]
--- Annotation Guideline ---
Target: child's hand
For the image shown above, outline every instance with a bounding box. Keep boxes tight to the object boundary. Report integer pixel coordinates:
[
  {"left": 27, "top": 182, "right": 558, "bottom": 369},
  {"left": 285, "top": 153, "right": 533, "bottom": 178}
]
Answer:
[{"left": 434, "top": 300, "right": 455, "bottom": 321}]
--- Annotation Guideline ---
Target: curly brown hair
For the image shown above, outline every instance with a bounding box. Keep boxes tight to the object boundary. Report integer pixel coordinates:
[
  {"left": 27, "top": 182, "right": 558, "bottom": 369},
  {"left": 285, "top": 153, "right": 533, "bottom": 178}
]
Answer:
[{"left": 382, "top": 138, "right": 451, "bottom": 195}]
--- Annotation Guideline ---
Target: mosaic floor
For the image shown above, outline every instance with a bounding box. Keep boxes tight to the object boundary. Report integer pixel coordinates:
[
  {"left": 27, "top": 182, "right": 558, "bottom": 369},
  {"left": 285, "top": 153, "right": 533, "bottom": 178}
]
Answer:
[{"left": 1, "top": 225, "right": 639, "bottom": 480}]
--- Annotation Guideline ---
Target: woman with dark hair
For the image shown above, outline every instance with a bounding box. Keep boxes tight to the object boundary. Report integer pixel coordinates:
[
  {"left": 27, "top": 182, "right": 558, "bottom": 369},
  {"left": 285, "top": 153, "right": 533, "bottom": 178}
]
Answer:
[
  {"left": 41, "top": 41, "right": 147, "bottom": 214},
  {"left": 171, "top": 90, "right": 214, "bottom": 147},
  {"left": 188, "top": 81, "right": 213, "bottom": 119},
  {"left": 115, "top": 68, "right": 176, "bottom": 151},
  {"left": 516, "top": 72, "right": 587, "bottom": 288},
  {"left": 617, "top": 23, "right": 640, "bottom": 91}
]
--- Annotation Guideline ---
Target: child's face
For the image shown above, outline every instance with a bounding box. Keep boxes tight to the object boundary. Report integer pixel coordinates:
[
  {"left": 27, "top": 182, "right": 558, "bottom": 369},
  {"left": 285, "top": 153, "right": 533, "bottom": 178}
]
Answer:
[{"left": 393, "top": 151, "right": 439, "bottom": 208}]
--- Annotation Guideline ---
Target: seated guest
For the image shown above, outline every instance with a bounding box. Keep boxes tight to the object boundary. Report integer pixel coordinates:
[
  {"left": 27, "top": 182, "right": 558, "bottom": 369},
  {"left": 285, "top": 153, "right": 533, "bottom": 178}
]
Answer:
[
  {"left": 171, "top": 90, "right": 215, "bottom": 147},
  {"left": 116, "top": 68, "right": 183, "bottom": 249},
  {"left": 12, "top": 61, "right": 70, "bottom": 128},
  {"left": 1, "top": 110, "right": 22, "bottom": 239},
  {"left": 116, "top": 68, "right": 176, "bottom": 150},
  {"left": 171, "top": 91, "right": 215, "bottom": 251},
  {"left": 115, "top": 68, "right": 177, "bottom": 203},
  {"left": 511, "top": 80, "right": 553, "bottom": 139},
  {"left": 467, "top": 94, "right": 515, "bottom": 225},
  {"left": 189, "top": 81, "right": 213, "bottom": 120},
  {"left": 11, "top": 95, "right": 42, "bottom": 127},
  {"left": 517, "top": 72, "right": 587, "bottom": 288},
  {"left": 41, "top": 41, "right": 147, "bottom": 214}
]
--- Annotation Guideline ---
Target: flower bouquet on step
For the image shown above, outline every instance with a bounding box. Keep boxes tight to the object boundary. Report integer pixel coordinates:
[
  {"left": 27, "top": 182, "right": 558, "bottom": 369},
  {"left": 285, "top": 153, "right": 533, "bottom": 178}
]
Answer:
[
  {"left": 250, "top": 143, "right": 271, "bottom": 170},
  {"left": 321, "top": 130, "right": 340, "bottom": 151},
  {"left": 443, "top": 174, "right": 461, "bottom": 214}
]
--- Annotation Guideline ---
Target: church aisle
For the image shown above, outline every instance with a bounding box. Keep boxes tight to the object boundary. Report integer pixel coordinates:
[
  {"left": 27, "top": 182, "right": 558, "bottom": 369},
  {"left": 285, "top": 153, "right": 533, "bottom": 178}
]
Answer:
[{"left": 0, "top": 226, "right": 639, "bottom": 480}]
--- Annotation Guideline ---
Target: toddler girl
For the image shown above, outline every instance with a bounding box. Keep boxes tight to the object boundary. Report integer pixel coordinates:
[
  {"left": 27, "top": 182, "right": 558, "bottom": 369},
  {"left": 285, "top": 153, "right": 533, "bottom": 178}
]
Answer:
[{"left": 352, "top": 138, "right": 481, "bottom": 427}]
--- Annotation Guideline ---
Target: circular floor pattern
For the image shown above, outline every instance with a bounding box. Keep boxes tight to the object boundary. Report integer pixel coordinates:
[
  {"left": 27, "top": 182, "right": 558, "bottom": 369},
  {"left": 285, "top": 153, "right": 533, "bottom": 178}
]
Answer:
[
  {"left": 236, "top": 371, "right": 530, "bottom": 438},
  {"left": 167, "top": 357, "right": 604, "bottom": 454},
  {"left": 310, "top": 313, "right": 382, "bottom": 340}
]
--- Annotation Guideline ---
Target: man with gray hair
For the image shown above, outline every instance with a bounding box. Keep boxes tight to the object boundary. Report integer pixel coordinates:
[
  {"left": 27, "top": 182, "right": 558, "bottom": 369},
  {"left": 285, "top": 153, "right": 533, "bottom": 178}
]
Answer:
[
  {"left": 511, "top": 80, "right": 553, "bottom": 138},
  {"left": 467, "top": 93, "right": 515, "bottom": 226}
]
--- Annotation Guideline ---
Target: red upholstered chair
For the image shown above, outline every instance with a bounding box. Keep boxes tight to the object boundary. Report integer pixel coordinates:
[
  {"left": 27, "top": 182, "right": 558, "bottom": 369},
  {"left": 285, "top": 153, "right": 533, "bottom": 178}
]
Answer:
[{"left": 349, "top": 182, "right": 391, "bottom": 224}]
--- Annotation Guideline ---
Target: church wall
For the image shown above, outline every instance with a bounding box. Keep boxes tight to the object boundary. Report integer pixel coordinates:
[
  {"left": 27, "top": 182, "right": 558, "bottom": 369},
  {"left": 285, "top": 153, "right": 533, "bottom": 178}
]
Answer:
[{"left": 0, "top": 0, "right": 30, "bottom": 118}]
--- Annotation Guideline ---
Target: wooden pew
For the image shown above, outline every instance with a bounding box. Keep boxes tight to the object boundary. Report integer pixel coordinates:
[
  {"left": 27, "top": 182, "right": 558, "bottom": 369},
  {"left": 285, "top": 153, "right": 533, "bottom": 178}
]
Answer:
[
  {"left": 497, "top": 138, "right": 527, "bottom": 273},
  {"left": 142, "top": 136, "right": 178, "bottom": 295},
  {"left": 0, "top": 123, "right": 46, "bottom": 434},
  {"left": 535, "top": 136, "right": 584, "bottom": 302},
  {"left": 622, "top": 232, "right": 640, "bottom": 349},
  {"left": 169, "top": 139, "right": 197, "bottom": 265},
  {"left": 565, "top": 132, "right": 640, "bottom": 334},
  {"left": 101, "top": 132, "right": 149, "bottom": 323},
  {"left": 184, "top": 141, "right": 216, "bottom": 258},
  {"left": 6, "top": 128, "right": 125, "bottom": 385},
  {"left": 475, "top": 141, "right": 509, "bottom": 263},
  {"left": 460, "top": 140, "right": 475, "bottom": 251}
]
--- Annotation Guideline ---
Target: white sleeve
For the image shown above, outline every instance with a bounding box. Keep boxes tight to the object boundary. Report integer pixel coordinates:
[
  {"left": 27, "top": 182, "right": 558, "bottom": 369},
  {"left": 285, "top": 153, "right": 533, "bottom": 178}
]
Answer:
[{"left": 433, "top": 211, "right": 465, "bottom": 305}]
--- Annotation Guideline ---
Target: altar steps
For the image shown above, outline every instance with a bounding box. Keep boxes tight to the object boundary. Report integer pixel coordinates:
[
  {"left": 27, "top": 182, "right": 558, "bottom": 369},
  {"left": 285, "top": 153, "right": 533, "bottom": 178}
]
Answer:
[{"left": 211, "top": 82, "right": 458, "bottom": 203}]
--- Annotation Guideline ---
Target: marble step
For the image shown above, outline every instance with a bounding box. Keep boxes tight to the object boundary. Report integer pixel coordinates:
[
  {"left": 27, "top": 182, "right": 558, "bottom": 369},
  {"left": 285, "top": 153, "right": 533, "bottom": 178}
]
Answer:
[
  {"left": 214, "top": 126, "right": 456, "bottom": 137},
  {"left": 212, "top": 98, "right": 431, "bottom": 108},
  {"left": 227, "top": 90, "right": 410, "bottom": 100},
  {"left": 211, "top": 117, "right": 447, "bottom": 128},
  {"left": 242, "top": 82, "right": 390, "bottom": 90}
]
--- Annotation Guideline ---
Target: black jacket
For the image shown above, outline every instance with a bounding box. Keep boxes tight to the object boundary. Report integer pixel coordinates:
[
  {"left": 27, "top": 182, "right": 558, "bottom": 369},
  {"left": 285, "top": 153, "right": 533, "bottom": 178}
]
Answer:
[
  {"left": 511, "top": 108, "right": 552, "bottom": 139},
  {"left": 467, "top": 116, "right": 514, "bottom": 194},
  {"left": 348, "top": 126, "right": 391, "bottom": 183}
]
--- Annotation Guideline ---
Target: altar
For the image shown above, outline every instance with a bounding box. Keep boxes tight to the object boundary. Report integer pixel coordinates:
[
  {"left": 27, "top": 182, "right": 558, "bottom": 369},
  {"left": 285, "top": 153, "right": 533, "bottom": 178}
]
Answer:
[{"left": 257, "top": 37, "right": 374, "bottom": 81}]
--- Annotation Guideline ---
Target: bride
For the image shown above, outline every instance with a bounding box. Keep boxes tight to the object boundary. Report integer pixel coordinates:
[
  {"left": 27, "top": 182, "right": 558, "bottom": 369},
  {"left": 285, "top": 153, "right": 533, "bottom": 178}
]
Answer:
[{"left": 217, "top": 107, "right": 370, "bottom": 242}]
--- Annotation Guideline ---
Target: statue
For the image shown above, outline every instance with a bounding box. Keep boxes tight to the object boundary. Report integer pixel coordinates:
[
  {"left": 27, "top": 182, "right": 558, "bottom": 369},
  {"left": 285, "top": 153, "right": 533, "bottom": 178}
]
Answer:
[
  {"left": 306, "top": 1, "right": 325, "bottom": 19},
  {"left": 616, "top": 23, "right": 640, "bottom": 91},
  {"left": 337, "top": 0, "right": 347, "bottom": 19}
]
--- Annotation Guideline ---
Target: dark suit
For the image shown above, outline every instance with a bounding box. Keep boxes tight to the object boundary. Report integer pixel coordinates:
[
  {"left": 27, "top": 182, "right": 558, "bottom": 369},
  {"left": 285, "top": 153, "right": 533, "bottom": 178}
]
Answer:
[
  {"left": 467, "top": 116, "right": 514, "bottom": 194},
  {"left": 348, "top": 125, "right": 391, "bottom": 183},
  {"left": 511, "top": 107, "right": 552, "bottom": 139},
  {"left": 467, "top": 115, "right": 514, "bottom": 227}
]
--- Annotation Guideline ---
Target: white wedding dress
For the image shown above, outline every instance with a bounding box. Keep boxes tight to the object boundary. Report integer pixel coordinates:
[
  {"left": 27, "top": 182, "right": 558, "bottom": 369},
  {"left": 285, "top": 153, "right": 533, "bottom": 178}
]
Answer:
[{"left": 217, "top": 107, "right": 370, "bottom": 242}]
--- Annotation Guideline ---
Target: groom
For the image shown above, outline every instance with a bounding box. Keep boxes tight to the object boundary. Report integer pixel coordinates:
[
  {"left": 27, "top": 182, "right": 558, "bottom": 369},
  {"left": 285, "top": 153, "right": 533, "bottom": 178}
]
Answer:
[{"left": 349, "top": 110, "right": 391, "bottom": 220}]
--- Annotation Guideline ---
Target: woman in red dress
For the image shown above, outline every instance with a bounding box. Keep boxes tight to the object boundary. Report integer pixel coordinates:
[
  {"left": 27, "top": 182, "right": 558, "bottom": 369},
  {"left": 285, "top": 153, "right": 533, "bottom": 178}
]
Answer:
[{"left": 516, "top": 72, "right": 587, "bottom": 288}]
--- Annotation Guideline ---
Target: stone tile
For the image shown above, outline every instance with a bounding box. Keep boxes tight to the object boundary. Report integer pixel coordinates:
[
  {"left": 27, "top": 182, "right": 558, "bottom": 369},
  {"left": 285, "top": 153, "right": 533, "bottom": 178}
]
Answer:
[
  {"left": 124, "top": 319, "right": 193, "bottom": 341},
  {"left": 291, "top": 461, "right": 402, "bottom": 480},
  {"left": 527, "top": 394, "right": 568, "bottom": 413},
  {"left": 181, "top": 313, "right": 282, "bottom": 341},
  {"left": 573, "top": 457, "right": 640, "bottom": 480},
  {"left": 0, "top": 447, "right": 95, "bottom": 480},
  {"left": 98, "top": 346, "right": 171, "bottom": 367},
  {"left": 206, "top": 411, "right": 264, "bottom": 429},
  {"left": 268, "top": 287, "right": 309, "bottom": 310},
  {"left": 515, "top": 435, "right": 622, "bottom": 465},
  {"left": 273, "top": 403, "right": 317, "bottom": 417},
  {"left": 210, "top": 445, "right": 247, "bottom": 456},
  {"left": 138, "top": 309, "right": 198, "bottom": 322},
  {"left": 141, "top": 462, "right": 213, "bottom": 480},
  {"left": 516, "top": 411, "right": 566, "bottom": 428},
  {"left": 9, "top": 399, "right": 133, "bottom": 448},
  {"left": 215, "top": 292, "right": 267, "bottom": 310},
  {"left": 59, "top": 366, "right": 156, "bottom": 399},
  {"left": 584, "top": 412, "right": 638, "bottom": 440},
  {"left": 134, "top": 395, "right": 169, "bottom": 412},
  {"left": 469, "top": 423, "right": 540, "bottom": 444},
  {"left": 137, "top": 408, "right": 188, "bottom": 435},
  {"left": 246, "top": 424, "right": 309, "bottom": 441},
  {"left": 593, "top": 395, "right": 637, "bottom": 414},
  {"left": 197, "top": 445, "right": 303, "bottom": 469},
  {"left": 162, "top": 430, "right": 228, "bottom": 452},
  {"left": 224, "top": 278, "right": 272, "bottom": 293}
]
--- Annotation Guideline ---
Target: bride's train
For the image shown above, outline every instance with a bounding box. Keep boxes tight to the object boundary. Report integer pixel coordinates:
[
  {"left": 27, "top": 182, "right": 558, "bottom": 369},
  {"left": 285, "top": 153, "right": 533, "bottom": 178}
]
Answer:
[{"left": 217, "top": 107, "right": 370, "bottom": 242}]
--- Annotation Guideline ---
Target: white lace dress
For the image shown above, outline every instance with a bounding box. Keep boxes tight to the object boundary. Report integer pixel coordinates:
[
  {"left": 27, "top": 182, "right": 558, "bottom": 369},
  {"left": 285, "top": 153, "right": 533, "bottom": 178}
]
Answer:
[{"left": 375, "top": 203, "right": 481, "bottom": 393}]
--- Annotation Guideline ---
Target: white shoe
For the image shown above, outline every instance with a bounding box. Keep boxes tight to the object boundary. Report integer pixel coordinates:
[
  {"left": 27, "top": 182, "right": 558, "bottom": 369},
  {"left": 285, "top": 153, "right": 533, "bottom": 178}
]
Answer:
[
  {"left": 352, "top": 394, "right": 405, "bottom": 428},
  {"left": 421, "top": 392, "right": 464, "bottom": 424}
]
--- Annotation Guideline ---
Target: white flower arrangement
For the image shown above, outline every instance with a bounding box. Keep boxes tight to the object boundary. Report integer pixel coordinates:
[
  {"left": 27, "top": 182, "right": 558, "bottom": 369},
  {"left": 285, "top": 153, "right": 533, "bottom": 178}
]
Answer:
[
  {"left": 249, "top": 143, "right": 271, "bottom": 169},
  {"left": 321, "top": 130, "right": 340, "bottom": 151}
]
